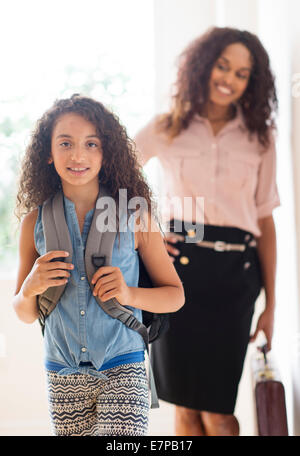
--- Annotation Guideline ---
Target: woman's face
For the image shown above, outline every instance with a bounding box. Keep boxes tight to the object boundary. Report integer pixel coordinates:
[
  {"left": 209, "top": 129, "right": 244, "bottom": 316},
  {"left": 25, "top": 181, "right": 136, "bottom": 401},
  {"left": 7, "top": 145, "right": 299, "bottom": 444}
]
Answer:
[
  {"left": 208, "top": 42, "right": 253, "bottom": 107},
  {"left": 48, "top": 113, "right": 103, "bottom": 189}
]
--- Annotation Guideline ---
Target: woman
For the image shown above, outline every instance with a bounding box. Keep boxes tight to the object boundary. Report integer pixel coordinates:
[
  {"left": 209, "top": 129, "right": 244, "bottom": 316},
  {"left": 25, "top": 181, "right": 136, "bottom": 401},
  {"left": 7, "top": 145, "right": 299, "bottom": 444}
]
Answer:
[{"left": 134, "top": 27, "right": 280, "bottom": 436}]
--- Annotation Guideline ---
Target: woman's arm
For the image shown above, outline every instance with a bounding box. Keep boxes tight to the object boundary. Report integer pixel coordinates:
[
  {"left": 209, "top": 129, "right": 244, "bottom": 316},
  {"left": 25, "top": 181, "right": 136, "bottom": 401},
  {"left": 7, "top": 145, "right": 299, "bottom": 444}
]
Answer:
[
  {"left": 134, "top": 118, "right": 159, "bottom": 167},
  {"left": 250, "top": 214, "right": 277, "bottom": 350}
]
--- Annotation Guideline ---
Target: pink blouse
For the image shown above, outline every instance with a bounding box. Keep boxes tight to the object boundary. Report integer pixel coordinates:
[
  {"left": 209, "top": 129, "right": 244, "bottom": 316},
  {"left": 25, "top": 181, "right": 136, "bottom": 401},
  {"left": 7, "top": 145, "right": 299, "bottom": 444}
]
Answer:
[{"left": 134, "top": 107, "right": 280, "bottom": 237}]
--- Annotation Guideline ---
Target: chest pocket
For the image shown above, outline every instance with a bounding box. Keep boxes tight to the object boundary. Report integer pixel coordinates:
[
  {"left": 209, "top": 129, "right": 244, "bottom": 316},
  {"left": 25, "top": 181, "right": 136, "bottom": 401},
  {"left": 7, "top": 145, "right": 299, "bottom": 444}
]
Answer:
[
  {"left": 226, "top": 151, "right": 260, "bottom": 192},
  {"left": 179, "top": 152, "right": 210, "bottom": 196}
]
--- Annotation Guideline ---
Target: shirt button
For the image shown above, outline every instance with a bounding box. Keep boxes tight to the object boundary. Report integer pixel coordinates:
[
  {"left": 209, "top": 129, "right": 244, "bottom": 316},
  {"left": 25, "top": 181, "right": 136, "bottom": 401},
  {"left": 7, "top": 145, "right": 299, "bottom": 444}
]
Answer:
[
  {"left": 244, "top": 262, "right": 251, "bottom": 270},
  {"left": 80, "top": 310, "right": 85, "bottom": 316},
  {"left": 81, "top": 347, "right": 87, "bottom": 353},
  {"left": 81, "top": 276, "right": 85, "bottom": 281}
]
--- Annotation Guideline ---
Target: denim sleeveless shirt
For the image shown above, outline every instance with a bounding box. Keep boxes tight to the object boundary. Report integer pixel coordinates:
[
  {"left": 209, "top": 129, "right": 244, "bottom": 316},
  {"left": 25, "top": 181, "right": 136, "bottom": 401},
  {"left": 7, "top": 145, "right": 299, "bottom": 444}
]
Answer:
[{"left": 34, "top": 194, "right": 144, "bottom": 379}]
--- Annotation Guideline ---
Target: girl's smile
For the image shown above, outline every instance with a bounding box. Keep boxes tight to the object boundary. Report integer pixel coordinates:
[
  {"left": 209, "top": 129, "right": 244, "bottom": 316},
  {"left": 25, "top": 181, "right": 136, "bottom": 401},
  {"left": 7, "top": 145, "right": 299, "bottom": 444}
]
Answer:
[{"left": 67, "top": 167, "right": 90, "bottom": 176}]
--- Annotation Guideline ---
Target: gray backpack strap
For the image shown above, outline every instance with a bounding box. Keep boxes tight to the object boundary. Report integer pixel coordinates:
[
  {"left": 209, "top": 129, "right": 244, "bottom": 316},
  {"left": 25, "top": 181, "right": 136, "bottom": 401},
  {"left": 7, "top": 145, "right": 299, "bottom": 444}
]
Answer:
[
  {"left": 84, "top": 187, "right": 135, "bottom": 320},
  {"left": 38, "top": 191, "right": 73, "bottom": 330},
  {"left": 85, "top": 186, "right": 159, "bottom": 408}
]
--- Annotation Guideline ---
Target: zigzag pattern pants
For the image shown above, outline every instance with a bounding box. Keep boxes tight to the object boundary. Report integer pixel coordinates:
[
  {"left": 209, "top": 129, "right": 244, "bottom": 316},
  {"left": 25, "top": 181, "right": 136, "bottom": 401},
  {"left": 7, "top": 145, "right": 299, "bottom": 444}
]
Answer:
[{"left": 46, "top": 362, "right": 149, "bottom": 436}]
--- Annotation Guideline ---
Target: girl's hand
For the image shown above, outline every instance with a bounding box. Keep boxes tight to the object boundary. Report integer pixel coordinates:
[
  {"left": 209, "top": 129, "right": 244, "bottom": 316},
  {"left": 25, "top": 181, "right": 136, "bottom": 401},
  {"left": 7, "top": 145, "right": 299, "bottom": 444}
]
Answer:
[
  {"left": 250, "top": 307, "right": 275, "bottom": 352},
  {"left": 22, "top": 250, "right": 73, "bottom": 298},
  {"left": 91, "top": 266, "right": 132, "bottom": 307},
  {"left": 164, "top": 233, "right": 184, "bottom": 262}
]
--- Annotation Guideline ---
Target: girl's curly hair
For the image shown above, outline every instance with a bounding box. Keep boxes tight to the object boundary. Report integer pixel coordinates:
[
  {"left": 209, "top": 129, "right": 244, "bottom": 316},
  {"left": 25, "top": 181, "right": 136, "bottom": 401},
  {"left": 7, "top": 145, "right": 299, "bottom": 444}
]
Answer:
[
  {"left": 158, "top": 27, "right": 278, "bottom": 148},
  {"left": 15, "top": 94, "right": 157, "bottom": 227}
]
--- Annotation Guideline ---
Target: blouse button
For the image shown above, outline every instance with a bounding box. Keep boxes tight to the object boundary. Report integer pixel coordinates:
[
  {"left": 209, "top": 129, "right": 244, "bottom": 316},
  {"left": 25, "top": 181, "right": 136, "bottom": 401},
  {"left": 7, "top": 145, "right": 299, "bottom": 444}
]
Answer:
[
  {"left": 180, "top": 256, "right": 189, "bottom": 265},
  {"left": 81, "top": 347, "right": 87, "bottom": 353},
  {"left": 244, "top": 262, "right": 251, "bottom": 270},
  {"left": 80, "top": 310, "right": 85, "bottom": 316},
  {"left": 81, "top": 276, "right": 85, "bottom": 281},
  {"left": 187, "top": 229, "right": 196, "bottom": 238}
]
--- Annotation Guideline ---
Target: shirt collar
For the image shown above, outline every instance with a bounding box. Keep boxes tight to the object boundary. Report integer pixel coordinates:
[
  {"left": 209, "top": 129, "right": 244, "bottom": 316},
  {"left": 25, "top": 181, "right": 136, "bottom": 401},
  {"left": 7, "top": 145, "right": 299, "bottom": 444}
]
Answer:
[
  {"left": 63, "top": 194, "right": 94, "bottom": 218},
  {"left": 193, "top": 103, "right": 247, "bottom": 133}
]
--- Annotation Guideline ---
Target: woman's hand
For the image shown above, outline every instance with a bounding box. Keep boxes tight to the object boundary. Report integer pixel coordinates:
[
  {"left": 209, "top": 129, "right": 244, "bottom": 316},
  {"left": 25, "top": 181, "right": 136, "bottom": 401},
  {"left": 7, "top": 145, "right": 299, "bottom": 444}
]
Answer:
[
  {"left": 164, "top": 233, "right": 183, "bottom": 262},
  {"left": 250, "top": 307, "right": 275, "bottom": 352},
  {"left": 91, "top": 266, "right": 133, "bottom": 307}
]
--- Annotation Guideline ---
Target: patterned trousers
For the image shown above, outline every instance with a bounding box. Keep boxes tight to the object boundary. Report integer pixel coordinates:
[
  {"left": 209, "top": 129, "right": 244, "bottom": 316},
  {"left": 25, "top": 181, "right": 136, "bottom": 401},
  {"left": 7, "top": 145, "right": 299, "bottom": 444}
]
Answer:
[{"left": 46, "top": 362, "right": 149, "bottom": 436}]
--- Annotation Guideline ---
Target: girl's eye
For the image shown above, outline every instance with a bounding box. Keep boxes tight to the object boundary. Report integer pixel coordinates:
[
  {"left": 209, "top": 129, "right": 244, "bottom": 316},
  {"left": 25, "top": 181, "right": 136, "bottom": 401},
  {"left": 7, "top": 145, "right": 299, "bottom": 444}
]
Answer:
[
  {"left": 87, "top": 142, "right": 98, "bottom": 148},
  {"left": 60, "top": 141, "right": 71, "bottom": 147},
  {"left": 237, "top": 73, "right": 249, "bottom": 80}
]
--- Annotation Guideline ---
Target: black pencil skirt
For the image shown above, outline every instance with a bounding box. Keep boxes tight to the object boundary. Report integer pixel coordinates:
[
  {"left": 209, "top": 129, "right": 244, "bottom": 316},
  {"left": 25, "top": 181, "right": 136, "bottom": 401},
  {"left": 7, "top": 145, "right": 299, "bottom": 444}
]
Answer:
[{"left": 151, "top": 221, "right": 263, "bottom": 415}]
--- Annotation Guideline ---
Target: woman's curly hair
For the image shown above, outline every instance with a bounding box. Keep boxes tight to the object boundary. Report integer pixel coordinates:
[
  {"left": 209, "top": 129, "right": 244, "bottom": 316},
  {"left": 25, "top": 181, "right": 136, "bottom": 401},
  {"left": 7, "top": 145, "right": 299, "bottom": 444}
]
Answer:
[
  {"left": 158, "top": 27, "right": 278, "bottom": 148},
  {"left": 15, "top": 94, "right": 157, "bottom": 228}
]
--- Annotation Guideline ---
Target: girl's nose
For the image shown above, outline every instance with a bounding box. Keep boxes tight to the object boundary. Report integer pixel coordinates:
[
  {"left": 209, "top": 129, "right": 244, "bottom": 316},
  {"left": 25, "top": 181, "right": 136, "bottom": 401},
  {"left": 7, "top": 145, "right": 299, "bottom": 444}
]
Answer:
[{"left": 70, "top": 146, "right": 86, "bottom": 161}]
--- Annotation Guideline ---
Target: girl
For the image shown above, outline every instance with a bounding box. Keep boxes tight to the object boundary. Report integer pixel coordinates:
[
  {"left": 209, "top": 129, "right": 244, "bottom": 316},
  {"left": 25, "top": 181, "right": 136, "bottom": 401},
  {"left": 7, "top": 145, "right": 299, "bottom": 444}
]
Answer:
[
  {"left": 13, "top": 94, "right": 184, "bottom": 436},
  {"left": 134, "top": 27, "right": 280, "bottom": 436}
]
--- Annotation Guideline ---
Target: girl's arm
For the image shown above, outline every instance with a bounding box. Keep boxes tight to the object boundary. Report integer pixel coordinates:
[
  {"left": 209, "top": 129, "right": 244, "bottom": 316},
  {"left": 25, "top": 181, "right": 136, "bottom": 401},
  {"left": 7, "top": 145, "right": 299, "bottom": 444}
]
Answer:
[
  {"left": 13, "top": 210, "right": 40, "bottom": 323},
  {"left": 91, "top": 212, "right": 185, "bottom": 314},
  {"left": 250, "top": 214, "right": 277, "bottom": 350},
  {"left": 13, "top": 210, "right": 73, "bottom": 323},
  {"left": 130, "top": 214, "right": 185, "bottom": 313}
]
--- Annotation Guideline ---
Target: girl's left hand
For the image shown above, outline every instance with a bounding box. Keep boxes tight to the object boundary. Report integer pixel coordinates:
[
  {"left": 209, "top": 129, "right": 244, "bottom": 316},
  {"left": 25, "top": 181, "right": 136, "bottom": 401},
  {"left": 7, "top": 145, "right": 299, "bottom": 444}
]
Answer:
[
  {"left": 91, "top": 266, "right": 132, "bottom": 307},
  {"left": 250, "top": 307, "right": 275, "bottom": 352}
]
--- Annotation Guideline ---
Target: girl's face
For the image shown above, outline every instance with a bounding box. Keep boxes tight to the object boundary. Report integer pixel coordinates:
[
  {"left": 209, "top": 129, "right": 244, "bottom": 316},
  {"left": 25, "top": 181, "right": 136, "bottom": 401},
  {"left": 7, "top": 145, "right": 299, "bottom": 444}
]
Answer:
[
  {"left": 48, "top": 113, "right": 103, "bottom": 189},
  {"left": 208, "top": 42, "right": 253, "bottom": 107}
]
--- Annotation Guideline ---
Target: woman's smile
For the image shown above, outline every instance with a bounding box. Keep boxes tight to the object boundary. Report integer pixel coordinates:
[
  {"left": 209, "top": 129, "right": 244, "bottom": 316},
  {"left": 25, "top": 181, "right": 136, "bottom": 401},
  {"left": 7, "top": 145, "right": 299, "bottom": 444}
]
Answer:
[{"left": 214, "top": 83, "right": 234, "bottom": 96}]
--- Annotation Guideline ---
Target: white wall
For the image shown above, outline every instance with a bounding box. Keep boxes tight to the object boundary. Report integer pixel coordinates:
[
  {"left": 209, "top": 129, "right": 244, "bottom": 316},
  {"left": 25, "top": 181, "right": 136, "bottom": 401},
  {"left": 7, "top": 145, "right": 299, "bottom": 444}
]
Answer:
[{"left": 153, "top": 0, "right": 216, "bottom": 112}]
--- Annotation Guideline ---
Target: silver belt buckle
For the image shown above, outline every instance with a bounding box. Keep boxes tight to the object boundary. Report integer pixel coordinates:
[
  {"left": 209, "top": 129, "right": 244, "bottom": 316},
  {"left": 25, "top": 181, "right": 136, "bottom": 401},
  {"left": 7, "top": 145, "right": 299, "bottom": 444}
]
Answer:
[{"left": 214, "top": 241, "right": 227, "bottom": 252}]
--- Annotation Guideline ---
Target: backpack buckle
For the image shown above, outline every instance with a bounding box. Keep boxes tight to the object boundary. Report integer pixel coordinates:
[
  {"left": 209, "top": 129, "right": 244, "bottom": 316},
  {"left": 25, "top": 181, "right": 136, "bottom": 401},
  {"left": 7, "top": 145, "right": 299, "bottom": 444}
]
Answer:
[
  {"left": 125, "top": 314, "right": 138, "bottom": 330},
  {"left": 92, "top": 255, "right": 106, "bottom": 268}
]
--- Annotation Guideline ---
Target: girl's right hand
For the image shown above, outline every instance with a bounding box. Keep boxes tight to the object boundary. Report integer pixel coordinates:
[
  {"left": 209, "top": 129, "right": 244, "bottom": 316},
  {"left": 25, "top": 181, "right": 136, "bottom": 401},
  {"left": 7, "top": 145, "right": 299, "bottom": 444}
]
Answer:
[
  {"left": 22, "top": 250, "right": 74, "bottom": 298},
  {"left": 164, "top": 233, "right": 184, "bottom": 263}
]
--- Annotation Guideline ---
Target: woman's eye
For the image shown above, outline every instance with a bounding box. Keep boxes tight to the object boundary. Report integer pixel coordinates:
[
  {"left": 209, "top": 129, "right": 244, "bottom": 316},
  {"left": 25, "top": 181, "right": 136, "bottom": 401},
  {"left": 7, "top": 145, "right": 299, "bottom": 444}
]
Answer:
[
  {"left": 237, "top": 73, "right": 249, "bottom": 80},
  {"left": 217, "top": 63, "right": 228, "bottom": 71}
]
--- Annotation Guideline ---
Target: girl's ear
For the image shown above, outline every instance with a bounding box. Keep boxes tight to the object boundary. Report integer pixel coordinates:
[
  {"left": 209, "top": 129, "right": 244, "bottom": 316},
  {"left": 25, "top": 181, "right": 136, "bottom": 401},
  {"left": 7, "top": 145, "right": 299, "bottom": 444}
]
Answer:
[{"left": 48, "top": 157, "right": 53, "bottom": 164}]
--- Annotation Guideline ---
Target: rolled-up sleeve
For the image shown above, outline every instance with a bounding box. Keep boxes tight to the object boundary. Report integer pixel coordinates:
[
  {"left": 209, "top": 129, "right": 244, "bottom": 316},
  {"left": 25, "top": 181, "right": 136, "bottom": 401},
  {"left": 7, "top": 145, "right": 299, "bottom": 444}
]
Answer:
[
  {"left": 134, "top": 117, "right": 159, "bottom": 167},
  {"left": 255, "top": 130, "right": 280, "bottom": 219}
]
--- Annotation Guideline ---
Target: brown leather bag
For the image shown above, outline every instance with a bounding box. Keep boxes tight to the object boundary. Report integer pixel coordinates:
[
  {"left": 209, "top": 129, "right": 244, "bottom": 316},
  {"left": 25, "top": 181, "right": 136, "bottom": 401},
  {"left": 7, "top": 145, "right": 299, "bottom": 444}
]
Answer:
[{"left": 251, "top": 345, "right": 289, "bottom": 436}]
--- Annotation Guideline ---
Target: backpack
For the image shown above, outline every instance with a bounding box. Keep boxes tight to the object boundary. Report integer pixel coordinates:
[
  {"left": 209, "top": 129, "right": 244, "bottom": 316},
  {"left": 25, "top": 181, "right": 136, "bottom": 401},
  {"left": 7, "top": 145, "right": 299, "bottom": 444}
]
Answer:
[{"left": 37, "top": 186, "right": 169, "bottom": 408}]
